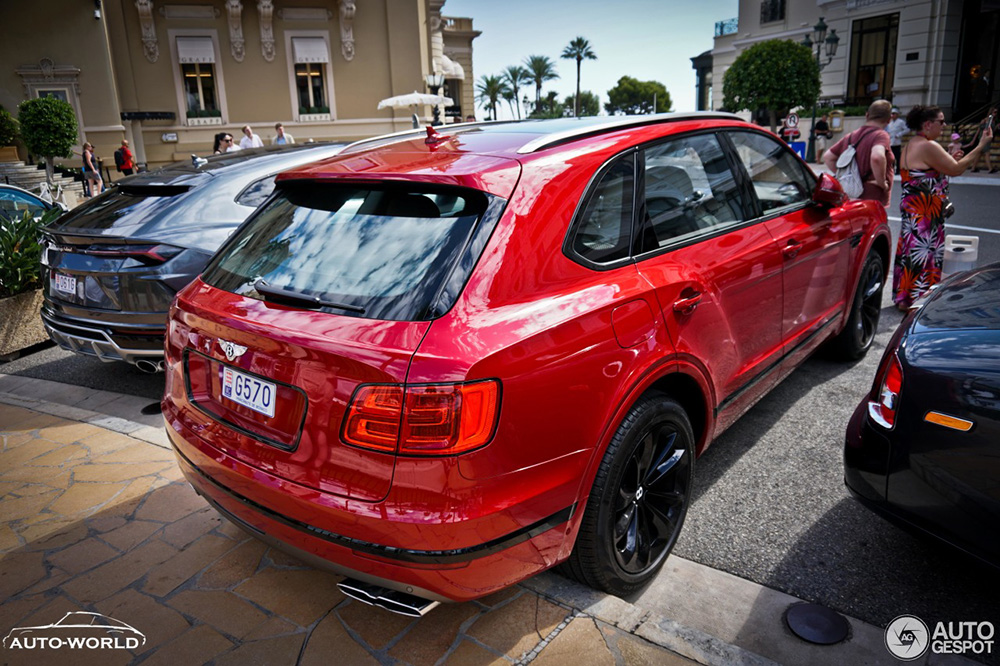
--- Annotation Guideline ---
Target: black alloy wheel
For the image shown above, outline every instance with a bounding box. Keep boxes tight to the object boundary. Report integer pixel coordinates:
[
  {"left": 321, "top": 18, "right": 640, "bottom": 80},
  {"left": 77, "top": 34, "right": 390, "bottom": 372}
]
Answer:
[
  {"left": 612, "top": 422, "right": 691, "bottom": 574},
  {"left": 830, "top": 252, "right": 884, "bottom": 360},
  {"left": 562, "top": 393, "right": 694, "bottom": 596}
]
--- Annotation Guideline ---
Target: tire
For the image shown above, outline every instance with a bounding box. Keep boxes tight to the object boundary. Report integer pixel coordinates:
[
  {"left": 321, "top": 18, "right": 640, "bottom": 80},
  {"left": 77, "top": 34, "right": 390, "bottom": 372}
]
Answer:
[
  {"left": 562, "top": 392, "right": 694, "bottom": 596},
  {"left": 829, "top": 251, "right": 884, "bottom": 361}
]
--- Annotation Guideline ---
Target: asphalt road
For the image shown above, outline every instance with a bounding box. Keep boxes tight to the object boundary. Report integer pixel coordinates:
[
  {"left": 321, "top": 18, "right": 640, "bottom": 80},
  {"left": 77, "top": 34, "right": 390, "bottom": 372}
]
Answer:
[{"left": 2, "top": 179, "right": 999, "bottom": 660}]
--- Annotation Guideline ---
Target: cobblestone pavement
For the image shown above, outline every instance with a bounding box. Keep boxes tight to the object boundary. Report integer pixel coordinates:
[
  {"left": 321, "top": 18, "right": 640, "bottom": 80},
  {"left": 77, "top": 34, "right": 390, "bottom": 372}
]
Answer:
[{"left": 0, "top": 401, "right": 700, "bottom": 666}]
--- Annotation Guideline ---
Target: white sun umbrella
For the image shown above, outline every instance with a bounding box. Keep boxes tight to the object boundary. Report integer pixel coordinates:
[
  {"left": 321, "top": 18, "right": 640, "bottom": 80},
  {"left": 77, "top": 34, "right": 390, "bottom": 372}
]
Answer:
[{"left": 377, "top": 91, "right": 454, "bottom": 128}]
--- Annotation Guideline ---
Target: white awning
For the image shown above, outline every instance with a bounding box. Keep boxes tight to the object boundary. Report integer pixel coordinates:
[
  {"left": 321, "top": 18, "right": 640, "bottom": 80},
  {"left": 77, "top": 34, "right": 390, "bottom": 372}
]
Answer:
[
  {"left": 439, "top": 54, "right": 465, "bottom": 80},
  {"left": 176, "top": 37, "right": 215, "bottom": 64},
  {"left": 292, "top": 37, "right": 330, "bottom": 64}
]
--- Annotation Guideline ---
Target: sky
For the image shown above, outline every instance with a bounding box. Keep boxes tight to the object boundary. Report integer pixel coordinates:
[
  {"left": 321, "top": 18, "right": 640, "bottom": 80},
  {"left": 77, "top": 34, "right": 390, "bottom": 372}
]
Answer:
[{"left": 445, "top": 0, "right": 739, "bottom": 119}]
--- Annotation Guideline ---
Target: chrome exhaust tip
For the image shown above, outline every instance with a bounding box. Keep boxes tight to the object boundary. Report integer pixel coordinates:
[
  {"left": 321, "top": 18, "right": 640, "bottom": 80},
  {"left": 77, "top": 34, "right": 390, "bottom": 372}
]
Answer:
[
  {"left": 135, "top": 359, "right": 164, "bottom": 374},
  {"left": 337, "top": 578, "right": 440, "bottom": 617}
]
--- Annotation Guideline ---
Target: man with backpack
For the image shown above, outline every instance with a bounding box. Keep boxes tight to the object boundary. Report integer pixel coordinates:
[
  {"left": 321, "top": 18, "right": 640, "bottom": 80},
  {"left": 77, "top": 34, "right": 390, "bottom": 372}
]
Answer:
[
  {"left": 822, "top": 100, "right": 894, "bottom": 205},
  {"left": 114, "top": 139, "right": 135, "bottom": 176}
]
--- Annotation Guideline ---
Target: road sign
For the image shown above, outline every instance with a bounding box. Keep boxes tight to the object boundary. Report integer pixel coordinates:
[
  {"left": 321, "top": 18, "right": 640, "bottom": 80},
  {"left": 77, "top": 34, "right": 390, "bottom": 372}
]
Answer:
[{"left": 785, "top": 112, "right": 800, "bottom": 128}]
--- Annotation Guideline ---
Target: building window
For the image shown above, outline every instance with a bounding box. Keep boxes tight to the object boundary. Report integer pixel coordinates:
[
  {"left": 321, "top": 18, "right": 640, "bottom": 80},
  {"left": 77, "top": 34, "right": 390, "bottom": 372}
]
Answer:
[
  {"left": 846, "top": 14, "right": 899, "bottom": 106},
  {"left": 292, "top": 37, "right": 331, "bottom": 115},
  {"left": 760, "top": 0, "right": 784, "bottom": 25},
  {"left": 176, "top": 37, "right": 221, "bottom": 120}
]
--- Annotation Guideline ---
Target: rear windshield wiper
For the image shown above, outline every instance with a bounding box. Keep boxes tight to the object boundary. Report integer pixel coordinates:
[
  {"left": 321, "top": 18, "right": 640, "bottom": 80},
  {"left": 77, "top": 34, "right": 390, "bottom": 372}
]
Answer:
[{"left": 253, "top": 278, "right": 366, "bottom": 314}]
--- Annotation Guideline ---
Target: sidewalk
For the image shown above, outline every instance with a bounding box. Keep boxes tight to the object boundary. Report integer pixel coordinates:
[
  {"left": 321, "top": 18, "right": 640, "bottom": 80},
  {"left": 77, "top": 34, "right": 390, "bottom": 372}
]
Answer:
[{"left": 0, "top": 375, "right": 976, "bottom": 665}]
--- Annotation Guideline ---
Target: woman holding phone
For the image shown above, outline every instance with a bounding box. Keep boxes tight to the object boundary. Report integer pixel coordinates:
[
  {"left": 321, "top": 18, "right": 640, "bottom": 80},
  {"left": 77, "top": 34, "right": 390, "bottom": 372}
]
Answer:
[{"left": 893, "top": 105, "right": 993, "bottom": 309}]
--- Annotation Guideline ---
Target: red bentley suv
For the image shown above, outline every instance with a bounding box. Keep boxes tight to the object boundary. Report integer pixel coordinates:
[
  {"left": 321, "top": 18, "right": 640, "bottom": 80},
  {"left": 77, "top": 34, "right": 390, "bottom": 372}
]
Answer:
[{"left": 163, "top": 115, "right": 890, "bottom": 615}]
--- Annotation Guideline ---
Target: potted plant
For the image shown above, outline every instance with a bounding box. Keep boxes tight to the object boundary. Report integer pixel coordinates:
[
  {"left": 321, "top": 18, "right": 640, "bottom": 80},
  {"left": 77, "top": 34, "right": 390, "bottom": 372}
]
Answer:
[
  {"left": 0, "top": 106, "right": 19, "bottom": 162},
  {"left": 0, "top": 207, "right": 61, "bottom": 358}
]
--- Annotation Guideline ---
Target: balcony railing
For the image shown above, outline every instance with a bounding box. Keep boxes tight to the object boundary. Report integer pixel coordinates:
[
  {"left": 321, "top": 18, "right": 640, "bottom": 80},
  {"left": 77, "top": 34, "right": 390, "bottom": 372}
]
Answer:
[{"left": 715, "top": 17, "right": 738, "bottom": 37}]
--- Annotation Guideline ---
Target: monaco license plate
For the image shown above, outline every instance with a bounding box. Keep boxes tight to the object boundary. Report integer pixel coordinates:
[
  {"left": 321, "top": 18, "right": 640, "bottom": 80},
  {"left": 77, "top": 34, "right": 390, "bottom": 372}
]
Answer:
[
  {"left": 54, "top": 273, "right": 76, "bottom": 295},
  {"left": 221, "top": 367, "right": 276, "bottom": 418}
]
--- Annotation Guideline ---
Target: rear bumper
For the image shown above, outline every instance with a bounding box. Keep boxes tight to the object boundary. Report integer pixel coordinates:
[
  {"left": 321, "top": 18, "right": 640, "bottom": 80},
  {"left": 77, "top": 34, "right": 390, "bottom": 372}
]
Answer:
[
  {"left": 164, "top": 411, "right": 581, "bottom": 602},
  {"left": 41, "top": 305, "right": 164, "bottom": 364}
]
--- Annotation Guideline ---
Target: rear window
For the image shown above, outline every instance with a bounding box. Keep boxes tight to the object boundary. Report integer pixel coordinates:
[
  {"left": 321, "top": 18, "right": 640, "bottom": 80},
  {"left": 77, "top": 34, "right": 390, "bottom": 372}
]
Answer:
[
  {"left": 201, "top": 182, "right": 499, "bottom": 321},
  {"left": 48, "top": 186, "right": 188, "bottom": 231}
]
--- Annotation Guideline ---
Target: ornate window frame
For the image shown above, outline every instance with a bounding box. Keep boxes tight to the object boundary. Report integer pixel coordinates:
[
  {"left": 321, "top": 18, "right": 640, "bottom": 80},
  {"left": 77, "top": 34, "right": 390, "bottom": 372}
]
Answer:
[
  {"left": 284, "top": 30, "right": 336, "bottom": 122},
  {"left": 168, "top": 29, "right": 230, "bottom": 126}
]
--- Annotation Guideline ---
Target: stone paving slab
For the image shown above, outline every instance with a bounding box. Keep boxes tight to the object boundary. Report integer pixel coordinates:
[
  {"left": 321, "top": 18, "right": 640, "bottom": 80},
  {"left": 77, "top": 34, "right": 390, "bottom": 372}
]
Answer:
[{"left": 0, "top": 399, "right": 707, "bottom": 666}]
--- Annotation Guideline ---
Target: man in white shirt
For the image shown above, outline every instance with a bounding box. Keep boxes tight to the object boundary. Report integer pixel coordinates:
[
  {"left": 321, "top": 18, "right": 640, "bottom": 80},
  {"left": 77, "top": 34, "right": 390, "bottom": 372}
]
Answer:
[
  {"left": 272, "top": 122, "right": 295, "bottom": 145},
  {"left": 239, "top": 125, "right": 264, "bottom": 150},
  {"left": 886, "top": 107, "right": 908, "bottom": 173}
]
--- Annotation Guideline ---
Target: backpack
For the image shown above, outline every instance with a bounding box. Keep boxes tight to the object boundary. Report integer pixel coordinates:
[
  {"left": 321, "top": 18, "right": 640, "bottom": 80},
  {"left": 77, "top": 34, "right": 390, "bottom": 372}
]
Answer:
[
  {"left": 834, "top": 127, "right": 876, "bottom": 199},
  {"left": 114, "top": 148, "right": 125, "bottom": 172}
]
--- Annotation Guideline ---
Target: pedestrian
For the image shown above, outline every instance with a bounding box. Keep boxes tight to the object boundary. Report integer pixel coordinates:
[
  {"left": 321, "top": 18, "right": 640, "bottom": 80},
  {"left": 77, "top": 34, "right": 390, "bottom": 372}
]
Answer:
[
  {"left": 822, "top": 99, "right": 894, "bottom": 205},
  {"left": 239, "top": 124, "right": 264, "bottom": 150},
  {"left": 82, "top": 142, "right": 103, "bottom": 197},
  {"left": 271, "top": 122, "right": 295, "bottom": 145},
  {"left": 812, "top": 113, "right": 832, "bottom": 163},
  {"left": 465, "top": 114, "right": 475, "bottom": 122},
  {"left": 892, "top": 104, "right": 993, "bottom": 310},
  {"left": 947, "top": 132, "right": 964, "bottom": 157},
  {"left": 115, "top": 139, "right": 135, "bottom": 176},
  {"left": 886, "top": 107, "right": 908, "bottom": 172},
  {"left": 213, "top": 132, "right": 237, "bottom": 154},
  {"left": 970, "top": 107, "right": 996, "bottom": 173}
]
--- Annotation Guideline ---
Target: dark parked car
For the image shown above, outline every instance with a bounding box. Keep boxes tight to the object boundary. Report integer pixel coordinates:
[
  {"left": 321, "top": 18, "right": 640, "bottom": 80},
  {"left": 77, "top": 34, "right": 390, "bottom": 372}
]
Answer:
[
  {"left": 40, "top": 143, "right": 344, "bottom": 371},
  {"left": 0, "top": 183, "right": 66, "bottom": 222},
  {"left": 163, "top": 114, "right": 890, "bottom": 614},
  {"left": 846, "top": 263, "right": 1000, "bottom": 567}
]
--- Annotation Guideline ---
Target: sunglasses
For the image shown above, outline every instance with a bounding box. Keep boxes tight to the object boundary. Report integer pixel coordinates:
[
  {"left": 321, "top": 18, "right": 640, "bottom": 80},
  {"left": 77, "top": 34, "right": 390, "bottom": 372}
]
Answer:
[{"left": 222, "top": 138, "right": 233, "bottom": 143}]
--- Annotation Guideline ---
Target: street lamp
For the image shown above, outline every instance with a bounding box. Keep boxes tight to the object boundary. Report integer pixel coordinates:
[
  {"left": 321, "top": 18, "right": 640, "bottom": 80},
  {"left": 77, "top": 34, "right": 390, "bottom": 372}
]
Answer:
[
  {"left": 801, "top": 17, "right": 840, "bottom": 162},
  {"left": 425, "top": 72, "right": 445, "bottom": 126},
  {"left": 522, "top": 94, "right": 530, "bottom": 120}
]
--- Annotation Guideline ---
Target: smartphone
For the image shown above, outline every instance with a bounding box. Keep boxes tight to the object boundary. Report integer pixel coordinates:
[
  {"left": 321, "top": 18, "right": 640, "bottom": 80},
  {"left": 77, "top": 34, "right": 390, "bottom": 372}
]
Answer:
[{"left": 988, "top": 114, "right": 995, "bottom": 130}]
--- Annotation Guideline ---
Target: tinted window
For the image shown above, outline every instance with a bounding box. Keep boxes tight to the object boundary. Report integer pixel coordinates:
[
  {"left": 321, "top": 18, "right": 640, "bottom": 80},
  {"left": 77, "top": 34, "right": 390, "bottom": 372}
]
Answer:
[
  {"left": 0, "top": 188, "right": 46, "bottom": 219},
  {"left": 728, "top": 131, "right": 815, "bottom": 213},
  {"left": 638, "top": 134, "right": 745, "bottom": 251},
  {"left": 235, "top": 175, "right": 277, "bottom": 208},
  {"left": 569, "top": 155, "right": 635, "bottom": 264},
  {"left": 202, "top": 183, "right": 494, "bottom": 321}
]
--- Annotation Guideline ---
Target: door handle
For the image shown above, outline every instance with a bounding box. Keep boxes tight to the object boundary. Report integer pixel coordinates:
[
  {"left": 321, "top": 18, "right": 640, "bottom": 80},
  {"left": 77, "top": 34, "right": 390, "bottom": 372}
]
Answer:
[
  {"left": 672, "top": 292, "right": 703, "bottom": 315},
  {"left": 783, "top": 239, "right": 802, "bottom": 260}
]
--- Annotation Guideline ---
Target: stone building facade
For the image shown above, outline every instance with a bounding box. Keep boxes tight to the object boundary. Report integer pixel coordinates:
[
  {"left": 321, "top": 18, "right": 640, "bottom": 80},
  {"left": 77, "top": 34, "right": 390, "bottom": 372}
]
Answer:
[{"left": 0, "top": 0, "right": 479, "bottom": 170}]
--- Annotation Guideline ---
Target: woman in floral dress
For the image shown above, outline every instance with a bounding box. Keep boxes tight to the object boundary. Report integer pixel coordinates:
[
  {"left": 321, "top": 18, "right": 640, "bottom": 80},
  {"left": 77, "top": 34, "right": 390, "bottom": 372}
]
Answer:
[{"left": 893, "top": 106, "right": 993, "bottom": 309}]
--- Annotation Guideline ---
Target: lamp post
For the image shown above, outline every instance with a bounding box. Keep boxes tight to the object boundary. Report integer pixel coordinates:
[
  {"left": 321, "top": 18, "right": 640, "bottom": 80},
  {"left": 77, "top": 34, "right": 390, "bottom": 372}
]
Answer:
[
  {"left": 425, "top": 72, "right": 445, "bottom": 126},
  {"left": 801, "top": 17, "right": 839, "bottom": 163},
  {"left": 522, "top": 94, "right": 531, "bottom": 120}
]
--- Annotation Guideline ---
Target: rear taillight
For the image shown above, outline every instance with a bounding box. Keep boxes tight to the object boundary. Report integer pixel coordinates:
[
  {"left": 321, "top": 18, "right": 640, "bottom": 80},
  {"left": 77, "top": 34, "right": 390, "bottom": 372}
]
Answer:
[
  {"left": 869, "top": 353, "right": 903, "bottom": 429},
  {"left": 343, "top": 380, "right": 500, "bottom": 456},
  {"left": 60, "top": 243, "right": 183, "bottom": 266}
]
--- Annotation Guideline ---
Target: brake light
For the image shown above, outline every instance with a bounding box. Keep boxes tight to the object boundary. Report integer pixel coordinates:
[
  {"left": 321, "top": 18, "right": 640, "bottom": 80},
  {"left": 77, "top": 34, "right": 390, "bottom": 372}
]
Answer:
[
  {"left": 869, "top": 353, "right": 903, "bottom": 429},
  {"left": 74, "top": 243, "right": 183, "bottom": 266},
  {"left": 343, "top": 380, "right": 500, "bottom": 455}
]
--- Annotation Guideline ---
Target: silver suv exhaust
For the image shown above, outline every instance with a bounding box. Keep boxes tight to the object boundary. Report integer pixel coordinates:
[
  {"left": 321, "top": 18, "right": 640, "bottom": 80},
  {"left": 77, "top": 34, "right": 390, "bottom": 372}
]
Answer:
[{"left": 337, "top": 578, "right": 440, "bottom": 617}]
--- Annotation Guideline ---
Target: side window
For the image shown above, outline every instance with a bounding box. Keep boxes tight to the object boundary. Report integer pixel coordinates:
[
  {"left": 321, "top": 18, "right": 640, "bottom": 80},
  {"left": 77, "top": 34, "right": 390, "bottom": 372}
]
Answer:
[
  {"left": 728, "top": 131, "right": 815, "bottom": 213},
  {"left": 569, "top": 155, "right": 635, "bottom": 265},
  {"left": 638, "top": 134, "right": 745, "bottom": 252}
]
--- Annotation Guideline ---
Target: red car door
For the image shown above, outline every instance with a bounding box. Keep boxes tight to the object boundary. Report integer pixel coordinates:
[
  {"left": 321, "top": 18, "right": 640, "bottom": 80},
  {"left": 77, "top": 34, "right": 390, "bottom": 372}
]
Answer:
[
  {"left": 727, "top": 131, "right": 851, "bottom": 370},
  {"left": 633, "top": 133, "right": 784, "bottom": 437}
]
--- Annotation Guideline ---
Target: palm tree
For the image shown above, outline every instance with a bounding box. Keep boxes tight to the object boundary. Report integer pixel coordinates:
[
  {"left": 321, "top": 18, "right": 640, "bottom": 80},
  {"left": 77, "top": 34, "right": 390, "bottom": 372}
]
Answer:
[
  {"left": 561, "top": 37, "right": 597, "bottom": 118},
  {"left": 502, "top": 65, "right": 529, "bottom": 119},
  {"left": 524, "top": 55, "right": 559, "bottom": 109},
  {"left": 476, "top": 74, "right": 509, "bottom": 121}
]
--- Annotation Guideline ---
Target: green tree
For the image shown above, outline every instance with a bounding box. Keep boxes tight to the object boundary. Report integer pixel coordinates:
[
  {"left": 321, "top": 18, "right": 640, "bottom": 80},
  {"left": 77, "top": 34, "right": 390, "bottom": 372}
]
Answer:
[
  {"left": 524, "top": 55, "right": 559, "bottom": 107},
  {"left": 529, "top": 91, "right": 565, "bottom": 119},
  {"left": 605, "top": 76, "right": 672, "bottom": 115},
  {"left": 561, "top": 36, "right": 597, "bottom": 117},
  {"left": 0, "top": 106, "right": 18, "bottom": 147},
  {"left": 564, "top": 91, "right": 600, "bottom": 117},
  {"left": 502, "top": 65, "right": 530, "bottom": 119},
  {"left": 17, "top": 97, "right": 77, "bottom": 185},
  {"left": 476, "top": 74, "right": 509, "bottom": 121},
  {"left": 722, "top": 38, "right": 819, "bottom": 132}
]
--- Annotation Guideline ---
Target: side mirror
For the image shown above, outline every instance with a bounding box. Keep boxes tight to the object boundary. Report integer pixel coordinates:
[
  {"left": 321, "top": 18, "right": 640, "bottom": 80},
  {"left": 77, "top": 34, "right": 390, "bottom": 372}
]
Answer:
[{"left": 813, "top": 173, "right": 847, "bottom": 207}]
